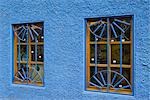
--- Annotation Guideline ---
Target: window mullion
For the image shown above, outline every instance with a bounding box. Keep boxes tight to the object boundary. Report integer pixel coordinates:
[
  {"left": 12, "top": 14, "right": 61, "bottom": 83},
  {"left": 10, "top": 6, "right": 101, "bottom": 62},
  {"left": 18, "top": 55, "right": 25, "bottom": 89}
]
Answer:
[
  {"left": 120, "top": 35, "right": 123, "bottom": 74},
  {"left": 18, "top": 38, "right": 21, "bottom": 78},
  {"left": 106, "top": 18, "right": 111, "bottom": 92},
  {"left": 26, "top": 25, "right": 29, "bottom": 84},
  {"left": 28, "top": 32, "right": 31, "bottom": 65},
  {"left": 94, "top": 36, "right": 98, "bottom": 74},
  {"left": 35, "top": 37, "right": 38, "bottom": 72}
]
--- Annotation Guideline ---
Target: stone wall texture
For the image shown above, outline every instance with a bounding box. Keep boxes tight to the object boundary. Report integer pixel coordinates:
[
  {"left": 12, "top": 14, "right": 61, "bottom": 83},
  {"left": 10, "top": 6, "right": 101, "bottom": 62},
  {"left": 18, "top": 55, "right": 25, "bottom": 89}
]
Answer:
[{"left": 0, "top": 0, "right": 149, "bottom": 100}]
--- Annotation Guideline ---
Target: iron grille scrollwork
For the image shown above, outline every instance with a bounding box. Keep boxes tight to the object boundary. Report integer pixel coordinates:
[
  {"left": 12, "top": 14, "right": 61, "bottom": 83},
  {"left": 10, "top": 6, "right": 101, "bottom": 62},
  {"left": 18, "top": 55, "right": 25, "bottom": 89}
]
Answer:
[
  {"left": 13, "top": 22, "right": 44, "bottom": 86},
  {"left": 87, "top": 16, "right": 132, "bottom": 94}
]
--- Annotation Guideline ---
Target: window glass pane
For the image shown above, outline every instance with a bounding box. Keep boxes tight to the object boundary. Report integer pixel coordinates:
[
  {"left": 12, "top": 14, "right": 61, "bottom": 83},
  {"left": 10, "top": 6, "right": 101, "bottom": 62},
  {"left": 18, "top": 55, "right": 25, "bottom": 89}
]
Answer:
[
  {"left": 90, "top": 44, "right": 107, "bottom": 64},
  {"left": 31, "top": 45, "right": 44, "bottom": 62},
  {"left": 14, "top": 24, "right": 28, "bottom": 43},
  {"left": 111, "top": 44, "right": 130, "bottom": 64},
  {"left": 90, "top": 33, "right": 107, "bottom": 42},
  {"left": 17, "top": 45, "right": 27, "bottom": 61},
  {"left": 111, "top": 45, "right": 120, "bottom": 64},
  {"left": 111, "top": 68, "right": 131, "bottom": 89},
  {"left": 123, "top": 44, "right": 130, "bottom": 64},
  {"left": 30, "top": 64, "right": 44, "bottom": 84},
  {"left": 31, "top": 24, "right": 44, "bottom": 42},
  {"left": 37, "top": 45, "right": 44, "bottom": 62},
  {"left": 37, "top": 30, "right": 44, "bottom": 42},
  {"left": 31, "top": 46, "right": 35, "bottom": 61},
  {"left": 110, "top": 17, "right": 131, "bottom": 41},
  {"left": 90, "top": 67, "right": 107, "bottom": 87},
  {"left": 90, "top": 24, "right": 107, "bottom": 42},
  {"left": 19, "top": 33, "right": 27, "bottom": 43},
  {"left": 90, "top": 45, "right": 95, "bottom": 63},
  {"left": 14, "top": 64, "right": 27, "bottom": 83}
]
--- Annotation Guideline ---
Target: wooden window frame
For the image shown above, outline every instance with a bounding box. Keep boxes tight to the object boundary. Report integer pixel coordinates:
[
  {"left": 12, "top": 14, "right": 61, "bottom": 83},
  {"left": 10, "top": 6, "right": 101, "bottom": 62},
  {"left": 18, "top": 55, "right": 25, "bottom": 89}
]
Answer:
[
  {"left": 86, "top": 16, "right": 133, "bottom": 95},
  {"left": 13, "top": 22, "right": 44, "bottom": 86}
]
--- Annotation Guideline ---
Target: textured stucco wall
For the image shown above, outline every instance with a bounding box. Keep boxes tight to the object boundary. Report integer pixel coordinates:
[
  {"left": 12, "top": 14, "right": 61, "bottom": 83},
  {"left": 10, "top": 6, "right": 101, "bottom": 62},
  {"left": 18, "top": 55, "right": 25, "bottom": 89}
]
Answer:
[{"left": 0, "top": 0, "right": 149, "bottom": 100}]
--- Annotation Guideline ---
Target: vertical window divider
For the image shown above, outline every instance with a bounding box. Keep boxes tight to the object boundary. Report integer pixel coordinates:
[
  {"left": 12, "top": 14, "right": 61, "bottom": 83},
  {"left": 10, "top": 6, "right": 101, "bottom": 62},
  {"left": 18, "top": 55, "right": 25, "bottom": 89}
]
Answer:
[
  {"left": 35, "top": 36, "right": 38, "bottom": 73},
  {"left": 106, "top": 18, "right": 111, "bottom": 92},
  {"left": 120, "top": 34, "right": 123, "bottom": 74},
  {"left": 29, "top": 28, "right": 32, "bottom": 84},
  {"left": 26, "top": 25, "right": 29, "bottom": 84},
  {"left": 18, "top": 38, "right": 21, "bottom": 70},
  {"left": 94, "top": 36, "right": 98, "bottom": 74}
]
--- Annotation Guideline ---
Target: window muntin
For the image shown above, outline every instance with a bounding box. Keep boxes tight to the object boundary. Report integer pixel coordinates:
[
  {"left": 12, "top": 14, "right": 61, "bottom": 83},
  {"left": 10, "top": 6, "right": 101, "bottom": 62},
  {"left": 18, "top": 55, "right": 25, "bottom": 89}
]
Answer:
[
  {"left": 86, "top": 16, "right": 133, "bottom": 94},
  {"left": 13, "top": 22, "right": 44, "bottom": 86}
]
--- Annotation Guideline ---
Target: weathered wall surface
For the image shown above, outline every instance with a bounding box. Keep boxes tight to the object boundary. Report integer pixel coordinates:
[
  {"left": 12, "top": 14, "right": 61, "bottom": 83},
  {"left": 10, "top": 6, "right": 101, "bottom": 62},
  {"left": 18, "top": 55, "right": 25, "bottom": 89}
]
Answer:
[{"left": 0, "top": 0, "right": 149, "bottom": 100}]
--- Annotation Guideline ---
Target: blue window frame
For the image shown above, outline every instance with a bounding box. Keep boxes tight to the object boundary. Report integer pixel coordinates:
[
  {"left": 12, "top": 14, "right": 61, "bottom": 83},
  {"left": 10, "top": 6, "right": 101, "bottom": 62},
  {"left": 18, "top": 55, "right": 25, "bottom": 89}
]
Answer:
[
  {"left": 86, "top": 15, "right": 133, "bottom": 95},
  {"left": 13, "top": 22, "right": 44, "bottom": 86}
]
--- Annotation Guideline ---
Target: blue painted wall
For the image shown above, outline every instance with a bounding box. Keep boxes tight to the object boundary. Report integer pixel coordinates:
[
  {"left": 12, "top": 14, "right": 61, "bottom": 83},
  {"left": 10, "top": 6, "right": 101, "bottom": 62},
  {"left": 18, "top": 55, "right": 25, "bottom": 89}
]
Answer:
[{"left": 0, "top": 0, "right": 149, "bottom": 99}]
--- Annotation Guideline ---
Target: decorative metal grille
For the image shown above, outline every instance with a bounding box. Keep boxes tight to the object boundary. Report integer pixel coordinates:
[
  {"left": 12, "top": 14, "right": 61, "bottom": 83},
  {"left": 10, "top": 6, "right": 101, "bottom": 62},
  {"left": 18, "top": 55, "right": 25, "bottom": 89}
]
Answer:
[
  {"left": 13, "top": 22, "right": 44, "bottom": 86},
  {"left": 86, "top": 16, "right": 133, "bottom": 94}
]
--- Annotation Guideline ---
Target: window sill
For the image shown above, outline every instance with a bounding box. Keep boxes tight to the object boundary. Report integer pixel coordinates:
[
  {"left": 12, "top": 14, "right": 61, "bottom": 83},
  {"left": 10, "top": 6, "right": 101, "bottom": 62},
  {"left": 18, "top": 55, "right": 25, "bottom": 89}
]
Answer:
[
  {"left": 12, "top": 82, "right": 45, "bottom": 90},
  {"left": 86, "top": 87, "right": 132, "bottom": 95}
]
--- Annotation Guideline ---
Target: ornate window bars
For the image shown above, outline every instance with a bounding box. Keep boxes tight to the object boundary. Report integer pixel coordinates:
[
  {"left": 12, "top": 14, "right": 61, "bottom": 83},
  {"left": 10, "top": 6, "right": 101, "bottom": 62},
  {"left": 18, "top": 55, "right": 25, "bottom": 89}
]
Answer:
[
  {"left": 86, "top": 15, "right": 133, "bottom": 95},
  {"left": 13, "top": 22, "right": 44, "bottom": 86}
]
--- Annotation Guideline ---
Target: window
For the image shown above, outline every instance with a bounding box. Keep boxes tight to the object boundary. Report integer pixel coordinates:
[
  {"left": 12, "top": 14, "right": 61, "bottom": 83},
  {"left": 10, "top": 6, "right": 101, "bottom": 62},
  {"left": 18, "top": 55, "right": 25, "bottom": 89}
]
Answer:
[
  {"left": 13, "top": 22, "right": 44, "bottom": 86},
  {"left": 86, "top": 15, "right": 133, "bottom": 94}
]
